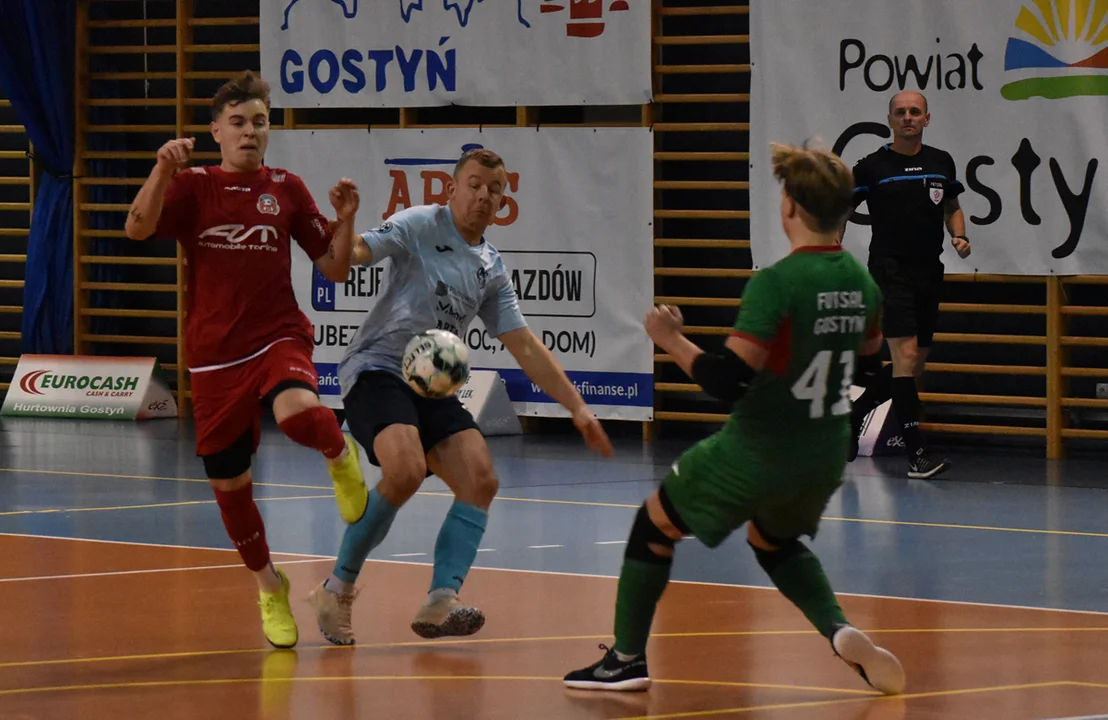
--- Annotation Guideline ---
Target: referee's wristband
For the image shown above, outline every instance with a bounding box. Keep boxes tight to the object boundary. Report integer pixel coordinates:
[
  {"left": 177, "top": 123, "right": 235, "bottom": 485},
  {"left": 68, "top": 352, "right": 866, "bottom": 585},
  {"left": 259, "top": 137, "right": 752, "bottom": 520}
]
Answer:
[{"left": 953, "top": 235, "right": 968, "bottom": 241}]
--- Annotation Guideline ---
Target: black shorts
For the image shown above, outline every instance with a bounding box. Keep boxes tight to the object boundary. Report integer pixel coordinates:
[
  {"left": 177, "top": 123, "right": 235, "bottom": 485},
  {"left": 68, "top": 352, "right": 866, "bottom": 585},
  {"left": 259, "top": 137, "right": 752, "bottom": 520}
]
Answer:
[
  {"left": 342, "top": 370, "right": 479, "bottom": 466},
  {"left": 868, "top": 256, "right": 944, "bottom": 347}
]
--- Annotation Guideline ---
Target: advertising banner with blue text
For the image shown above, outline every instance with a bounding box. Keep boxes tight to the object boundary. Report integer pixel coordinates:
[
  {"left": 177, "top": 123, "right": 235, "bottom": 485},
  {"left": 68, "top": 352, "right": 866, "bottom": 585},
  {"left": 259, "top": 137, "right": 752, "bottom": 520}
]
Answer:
[
  {"left": 262, "top": 0, "right": 652, "bottom": 108},
  {"left": 750, "top": 0, "right": 1108, "bottom": 275},
  {"left": 265, "top": 127, "right": 655, "bottom": 421}
]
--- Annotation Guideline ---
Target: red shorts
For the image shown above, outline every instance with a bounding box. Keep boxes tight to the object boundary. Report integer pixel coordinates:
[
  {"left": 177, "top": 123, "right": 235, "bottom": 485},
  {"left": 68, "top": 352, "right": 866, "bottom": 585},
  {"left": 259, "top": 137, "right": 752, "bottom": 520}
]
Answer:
[{"left": 189, "top": 338, "right": 319, "bottom": 457}]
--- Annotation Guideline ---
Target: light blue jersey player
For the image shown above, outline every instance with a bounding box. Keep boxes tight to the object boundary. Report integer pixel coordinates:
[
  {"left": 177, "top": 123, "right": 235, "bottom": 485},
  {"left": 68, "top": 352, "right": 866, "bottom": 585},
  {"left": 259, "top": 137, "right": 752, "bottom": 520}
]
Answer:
[
  {"left": 309, "top": 148, "right": 614, "bottom": 646},
  {"left": 336, "top": 203, "right": 526, "bottom": 394}
]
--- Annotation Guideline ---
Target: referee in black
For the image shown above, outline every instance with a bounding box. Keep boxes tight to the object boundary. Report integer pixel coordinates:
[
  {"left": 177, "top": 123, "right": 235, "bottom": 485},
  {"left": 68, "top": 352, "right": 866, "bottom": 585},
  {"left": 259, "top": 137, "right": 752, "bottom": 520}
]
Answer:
[{"left": 848, "top": 90, "right": 971, "bottom": 479}]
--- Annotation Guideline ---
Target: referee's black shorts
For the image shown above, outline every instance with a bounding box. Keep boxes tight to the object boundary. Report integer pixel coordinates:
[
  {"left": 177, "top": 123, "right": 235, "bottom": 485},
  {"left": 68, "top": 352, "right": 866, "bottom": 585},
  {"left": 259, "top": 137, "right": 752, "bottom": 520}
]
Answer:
[{"left": 868, "top": 256, "right": 944, "bottom": 347}]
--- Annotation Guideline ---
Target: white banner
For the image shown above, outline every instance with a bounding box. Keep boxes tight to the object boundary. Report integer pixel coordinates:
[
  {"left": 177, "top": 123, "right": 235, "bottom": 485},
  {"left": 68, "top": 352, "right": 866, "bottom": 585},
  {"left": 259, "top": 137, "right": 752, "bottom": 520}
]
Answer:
[
  {"left": 262, "top": 1, "right": 652, "bottom": 108},
  {"left": 1, "top": 355, "right": 177, "bottom": 420},
  {"left": 750, "top": 0, "right": 1108, "bottom": 275},
  {"left": 265, "top": 127, "right": 655, "bottom": 420}
]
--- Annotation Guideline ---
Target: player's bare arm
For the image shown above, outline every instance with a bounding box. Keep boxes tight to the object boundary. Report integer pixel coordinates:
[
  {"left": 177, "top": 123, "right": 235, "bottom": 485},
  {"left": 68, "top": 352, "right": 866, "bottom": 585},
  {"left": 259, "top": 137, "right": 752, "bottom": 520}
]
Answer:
[
  {"left": 124, "top": 137, "right": 194, "bottom": 240},
  {"left": 945, "top": 196, "right": 971, "bottom": 258},
  {"left": 645, "top": 304, "right": 766, "bottom": 403},
  {"left": 314, "top": 178, "right": 360, "bottom": 282},
  {"left": 351, "top": 233, "right": 373, "bottom": 266},
  {"left": 499, "top": 327, "right": 613, "bottom": 457}
]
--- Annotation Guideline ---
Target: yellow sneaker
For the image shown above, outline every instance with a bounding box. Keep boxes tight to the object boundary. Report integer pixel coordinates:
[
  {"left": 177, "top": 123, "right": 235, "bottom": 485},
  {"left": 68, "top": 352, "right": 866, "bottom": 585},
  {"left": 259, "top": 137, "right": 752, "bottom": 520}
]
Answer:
[
  {"left": 328, "top": 435, "right": 368, "bottom": 524},
  {"left": 259, "top": 568, "right": 299, "bottom": 649}
]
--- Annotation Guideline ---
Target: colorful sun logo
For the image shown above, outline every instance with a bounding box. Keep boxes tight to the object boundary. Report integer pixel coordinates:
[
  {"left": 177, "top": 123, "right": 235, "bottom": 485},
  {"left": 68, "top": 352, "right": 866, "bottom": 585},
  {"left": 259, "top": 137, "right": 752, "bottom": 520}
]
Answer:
[{"left": 1002, "top": 0, "right": 1108, "bottom": 99}]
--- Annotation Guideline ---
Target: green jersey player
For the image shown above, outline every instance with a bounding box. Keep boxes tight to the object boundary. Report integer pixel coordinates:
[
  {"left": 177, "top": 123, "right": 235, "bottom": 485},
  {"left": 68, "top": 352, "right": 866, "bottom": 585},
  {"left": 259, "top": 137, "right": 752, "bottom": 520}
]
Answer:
[{"left": 565, "top": 141, "right": 906, "bottom": 696}]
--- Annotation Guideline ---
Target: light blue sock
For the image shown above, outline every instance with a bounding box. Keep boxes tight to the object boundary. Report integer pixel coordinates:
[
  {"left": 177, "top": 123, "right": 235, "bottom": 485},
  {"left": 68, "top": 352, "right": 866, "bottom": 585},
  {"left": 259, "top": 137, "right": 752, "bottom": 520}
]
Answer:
[
  {"left": 430, "top": 501, "right": 488, "bottom": 593},
  {"left": 332, "top": 487, "right": 399, "bottom": 584}
]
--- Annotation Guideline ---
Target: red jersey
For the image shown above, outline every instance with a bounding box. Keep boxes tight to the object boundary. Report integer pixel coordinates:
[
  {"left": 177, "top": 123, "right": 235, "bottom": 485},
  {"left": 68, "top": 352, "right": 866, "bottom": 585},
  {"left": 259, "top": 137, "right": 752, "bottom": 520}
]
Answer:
[{"left": 154, "top": 165, "right": 332, "bottom": 370}]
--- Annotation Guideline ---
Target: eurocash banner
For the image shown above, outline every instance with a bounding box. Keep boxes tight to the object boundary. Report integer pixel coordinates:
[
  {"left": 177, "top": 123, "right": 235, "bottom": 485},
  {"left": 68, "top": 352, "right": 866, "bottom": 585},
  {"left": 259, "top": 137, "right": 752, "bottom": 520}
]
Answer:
[
  {"left": 265, "top": 127, "right": 655, "bottom": 421},
  {"left": 750, "top": 0, "right": 1108, "bottom": 275},
  {"left": 1, "top": 355, "right": 177, "bottom": 420},
  {"left": 262, "top": 1, "right": 651, "bottom": 108}
]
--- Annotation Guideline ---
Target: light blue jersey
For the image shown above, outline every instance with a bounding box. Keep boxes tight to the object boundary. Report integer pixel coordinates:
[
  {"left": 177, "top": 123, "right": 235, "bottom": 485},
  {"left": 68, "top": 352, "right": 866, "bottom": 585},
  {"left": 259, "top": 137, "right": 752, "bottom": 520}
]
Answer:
[{"left": 338, "top": 204, "right": 527, "bottom": 398}]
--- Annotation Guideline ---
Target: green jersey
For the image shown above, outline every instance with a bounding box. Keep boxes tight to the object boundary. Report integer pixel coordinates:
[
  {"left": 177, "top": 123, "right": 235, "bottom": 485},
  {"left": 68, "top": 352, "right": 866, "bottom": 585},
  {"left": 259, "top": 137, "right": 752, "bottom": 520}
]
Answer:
[
  {"left": 729, "top": 247, "right": 881, "bottom": 452},
  {"left": 662, "top": 247, "right": 882, "bottom": 548}
]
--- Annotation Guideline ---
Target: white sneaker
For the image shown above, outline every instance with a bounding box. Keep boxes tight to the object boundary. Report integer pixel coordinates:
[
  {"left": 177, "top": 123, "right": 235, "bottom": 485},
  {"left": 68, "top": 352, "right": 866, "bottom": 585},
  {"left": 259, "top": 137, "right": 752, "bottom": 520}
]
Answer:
[
  {"left": 411, "top": 592, "right": 485, "bottom": 639},
  {"left": 308, "top": 580, "right": 358, "bottom": 646},
  {"left": 831, "top": 624, "right": 906, "bottom": 695}
]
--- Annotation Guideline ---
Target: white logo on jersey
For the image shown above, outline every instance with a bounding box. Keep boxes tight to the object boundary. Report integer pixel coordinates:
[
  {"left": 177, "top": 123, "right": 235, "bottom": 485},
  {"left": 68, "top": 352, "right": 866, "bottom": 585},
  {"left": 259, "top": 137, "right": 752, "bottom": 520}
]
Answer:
[
  {"left": 930, "top": 187, "right": 944, "bottom": 204},
  {"left": 224, "top": 186, "right": 251, "bottom": 192},
  {"left": 198, "top": 224, "right": 279, "bottom": 252},
  {"left": 270, "top": 171, "right": 286, "bottom": 183}
]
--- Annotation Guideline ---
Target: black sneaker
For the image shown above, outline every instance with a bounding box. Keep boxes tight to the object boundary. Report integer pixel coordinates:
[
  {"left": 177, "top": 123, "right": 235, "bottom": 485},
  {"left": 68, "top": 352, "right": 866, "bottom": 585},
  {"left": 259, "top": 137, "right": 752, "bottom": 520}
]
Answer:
[
  {"left": 564, "top": 644, "right": 651, "bottom": 692},
  {"left": 907, "top": 451, "right": 949, "bottom": 479}
]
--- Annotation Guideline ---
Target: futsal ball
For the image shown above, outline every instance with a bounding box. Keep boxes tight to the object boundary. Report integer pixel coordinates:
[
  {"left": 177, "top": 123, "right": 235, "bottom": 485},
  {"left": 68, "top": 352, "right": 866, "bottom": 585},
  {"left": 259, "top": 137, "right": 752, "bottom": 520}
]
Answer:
[{"left": 402, "top": 329, "right": 470, "bottom": 398}]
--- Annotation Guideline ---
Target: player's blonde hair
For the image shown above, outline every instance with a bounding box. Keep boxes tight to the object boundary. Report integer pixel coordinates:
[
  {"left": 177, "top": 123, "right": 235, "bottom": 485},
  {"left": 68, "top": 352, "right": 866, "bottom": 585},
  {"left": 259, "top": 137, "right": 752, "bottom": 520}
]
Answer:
[{"left": 770, "top": 140, "right": 854, "bottom": 233}]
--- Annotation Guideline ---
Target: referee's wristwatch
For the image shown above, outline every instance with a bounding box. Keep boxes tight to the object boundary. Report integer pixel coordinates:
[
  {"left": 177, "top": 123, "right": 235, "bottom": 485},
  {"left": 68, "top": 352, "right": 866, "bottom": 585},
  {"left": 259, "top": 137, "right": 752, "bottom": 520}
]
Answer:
[{"left": 953, "top": 234, "right": 969, "bottom": 242}]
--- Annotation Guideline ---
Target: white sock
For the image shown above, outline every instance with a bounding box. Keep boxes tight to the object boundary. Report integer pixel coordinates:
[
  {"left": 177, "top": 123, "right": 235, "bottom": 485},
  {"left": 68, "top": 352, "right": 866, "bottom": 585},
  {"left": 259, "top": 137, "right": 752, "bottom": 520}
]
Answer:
[
  {"left": 614, "top": 650, "right": 639, "bottom": 662},
  {"left": 325, "top": 575, "right": 355, "bottom": 595},
  {"left": 427, "top": 587, "right": 457, "bottom": 605},
  {"left": 255, "top": 563, "right": 283, "bottom": 593}
]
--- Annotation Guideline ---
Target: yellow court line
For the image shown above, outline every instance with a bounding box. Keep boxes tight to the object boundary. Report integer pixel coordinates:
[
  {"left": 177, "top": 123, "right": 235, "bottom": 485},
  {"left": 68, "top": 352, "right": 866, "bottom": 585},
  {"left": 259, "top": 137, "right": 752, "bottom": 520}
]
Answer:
[
  {"left": 618, "top": 681, "right": 1072, "bottom": 720},
  {"left": 0, "top": 466, "right": 326, "bottom": 492},
  {"left": 2, "top": 627, "right": 1105, "bottom": 673},
  {"left": 0, "top": 674, "right": 868, "bottom": 698},
  {"left": 0, "top": 494, "right": 335, "bottom": 518},
  {"left": 6, "top": 466, "right": 1108, "bottom": 538},
  {"left": 1066, "top": 681, "right": 1108, "bottom": 690},
  {"left": 822, "top": 515, "right": 1108, "bottom": 540}
]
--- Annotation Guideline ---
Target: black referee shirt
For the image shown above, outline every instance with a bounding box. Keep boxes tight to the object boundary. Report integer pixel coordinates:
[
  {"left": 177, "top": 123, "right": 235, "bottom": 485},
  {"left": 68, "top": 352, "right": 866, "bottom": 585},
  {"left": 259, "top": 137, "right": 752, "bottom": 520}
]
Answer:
[{"left": 852, "top": 144, "right": 964, "bottom": 264}]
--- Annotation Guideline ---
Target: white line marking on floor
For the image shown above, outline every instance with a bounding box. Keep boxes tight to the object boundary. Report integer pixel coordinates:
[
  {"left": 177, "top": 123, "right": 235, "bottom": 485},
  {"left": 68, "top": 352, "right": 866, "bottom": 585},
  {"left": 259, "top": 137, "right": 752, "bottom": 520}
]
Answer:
[
  {"left": 595, "top": 540, "right": 626, "bottom": 545},
  {"left": 8, "top": 533, "right": 1108, "bottom": 620},
  {"left": 1038, "top": 714, "right": 1108, "bottom": 720},
  {"left": 0, "top": 558, "right": 328, "bottom": 584},
  {"left": 527, "top": 545, "right": 563, "bottom": 549},
  {"left": 476, "top": 548, "right": 497, "bottom": 553},
  {"left": 389, "top": 553, "right": 427, "bottom": 558}
]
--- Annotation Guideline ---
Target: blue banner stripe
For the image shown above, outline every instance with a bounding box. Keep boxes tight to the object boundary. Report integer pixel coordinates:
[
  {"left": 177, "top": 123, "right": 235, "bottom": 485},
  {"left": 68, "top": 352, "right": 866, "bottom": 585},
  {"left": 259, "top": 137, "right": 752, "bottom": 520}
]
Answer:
[
  {"left": 315, "top": 363, "right": 342, "bottom": 396},
  {"left": 483, "top": 368, "right": 653, "bottom": 407},
  {"left": 315, "top": 364, "right": 654, "bottom": 407}
]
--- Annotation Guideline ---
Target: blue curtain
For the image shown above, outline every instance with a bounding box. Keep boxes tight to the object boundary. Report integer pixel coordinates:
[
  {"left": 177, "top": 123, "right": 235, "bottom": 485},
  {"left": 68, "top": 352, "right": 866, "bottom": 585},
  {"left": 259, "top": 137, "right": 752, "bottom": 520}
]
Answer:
[{"left": 0, "top": 0, "right": 76, "bottom": 355}]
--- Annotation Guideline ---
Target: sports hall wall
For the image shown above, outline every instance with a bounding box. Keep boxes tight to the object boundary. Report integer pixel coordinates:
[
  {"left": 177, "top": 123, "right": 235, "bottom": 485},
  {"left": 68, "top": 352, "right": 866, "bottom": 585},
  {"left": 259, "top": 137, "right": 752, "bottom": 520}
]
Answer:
[
  {"left": 1, "top": 0, "right": 1105, "bottom": 460},
  {"left": 0, "top": 91, "right": 29, "bottom": 392}
]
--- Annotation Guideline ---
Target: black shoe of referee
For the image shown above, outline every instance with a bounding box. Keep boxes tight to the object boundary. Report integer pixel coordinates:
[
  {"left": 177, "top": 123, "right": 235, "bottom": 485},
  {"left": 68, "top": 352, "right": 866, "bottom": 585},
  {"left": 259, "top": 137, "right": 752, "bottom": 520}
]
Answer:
[{"left": 907, "top": 450, "right": 948, "bottom": 479}]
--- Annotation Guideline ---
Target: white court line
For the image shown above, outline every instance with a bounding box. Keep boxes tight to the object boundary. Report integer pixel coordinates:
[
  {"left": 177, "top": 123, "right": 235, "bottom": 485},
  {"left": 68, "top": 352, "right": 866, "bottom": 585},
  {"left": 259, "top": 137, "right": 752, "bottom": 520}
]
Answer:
[
  {"left": 390, "top": 553, "right": 427, "bottom": 558},
  {"left": 595, "top": 540, "right": 626, "bottom": 545},
  {"left": 0, "top": 558, "right": 329, "bottom": 584},
  {"left": 476, "top": 548, "right": 497, "bottom": 553},
  {"left": 1038, "top": 715, "right": 1108, "bottom": 720},
  {"left": 527, "top": 545, "right": 563, "bottom": 549},
  {"left": 5, "top": 532, "right": 1108, "bottom": 619}
]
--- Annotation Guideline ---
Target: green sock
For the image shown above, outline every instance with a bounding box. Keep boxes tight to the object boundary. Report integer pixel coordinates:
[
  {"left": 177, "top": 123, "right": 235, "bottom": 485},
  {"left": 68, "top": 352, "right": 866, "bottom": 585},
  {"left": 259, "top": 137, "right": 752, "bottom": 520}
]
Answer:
[
  {"left": 764, "top": 546, "right": 847, "bottom": 638},
  {"left": 613, "top": 557, "right": 671, "bottom": 657}
]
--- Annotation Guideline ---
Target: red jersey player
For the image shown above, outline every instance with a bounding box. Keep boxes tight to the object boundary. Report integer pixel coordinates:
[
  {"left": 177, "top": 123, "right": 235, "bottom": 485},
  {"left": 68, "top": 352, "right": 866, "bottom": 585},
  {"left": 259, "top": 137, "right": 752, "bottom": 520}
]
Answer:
[{"left": 123, "top": 71, "right": 369, "bottom": 648}]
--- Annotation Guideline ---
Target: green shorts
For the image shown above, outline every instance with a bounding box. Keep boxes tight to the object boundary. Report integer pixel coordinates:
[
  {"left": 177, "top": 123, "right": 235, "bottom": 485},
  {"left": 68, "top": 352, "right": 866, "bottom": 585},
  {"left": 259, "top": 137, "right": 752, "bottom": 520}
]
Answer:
[{"left": 662, "top": 424, "right": 846, "bottom": 549}]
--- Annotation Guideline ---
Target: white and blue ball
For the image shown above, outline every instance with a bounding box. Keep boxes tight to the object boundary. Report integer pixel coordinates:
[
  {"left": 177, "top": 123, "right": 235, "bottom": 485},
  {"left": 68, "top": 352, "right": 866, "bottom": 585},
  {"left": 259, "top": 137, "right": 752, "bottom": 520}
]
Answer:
[{"left": 402, "top": 329, "right": 470, "bottom": 398}]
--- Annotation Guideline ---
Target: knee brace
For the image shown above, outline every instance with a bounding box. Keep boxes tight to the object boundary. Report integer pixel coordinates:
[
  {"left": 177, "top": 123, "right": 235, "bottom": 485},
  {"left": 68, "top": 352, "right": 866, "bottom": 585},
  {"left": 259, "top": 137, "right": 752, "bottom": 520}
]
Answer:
[
  {"left": 625, "top": 504, "right": 679, "bottom": 565},
  {"left": 749, "top": 536, "right": 809, "bottom": 575},
  {"left": 201, "top": 430, "right": 253, "bottom": 480}
]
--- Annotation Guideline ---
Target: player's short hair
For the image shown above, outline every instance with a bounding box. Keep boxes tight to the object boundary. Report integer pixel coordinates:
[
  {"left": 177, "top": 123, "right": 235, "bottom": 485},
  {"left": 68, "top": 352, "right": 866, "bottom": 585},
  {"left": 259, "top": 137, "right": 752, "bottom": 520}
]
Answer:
[
  {"left": 211, "top": 71, "right": 271, "bottom": 121},
  {"left": 453, "top": 148, "right": 505, "bottom": 178},
  {"left": 770, "top": 140, "right": 854, "bottom": 233},
  {"left": 889, "top": 90, "right": 928, "bottom": 114}
]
